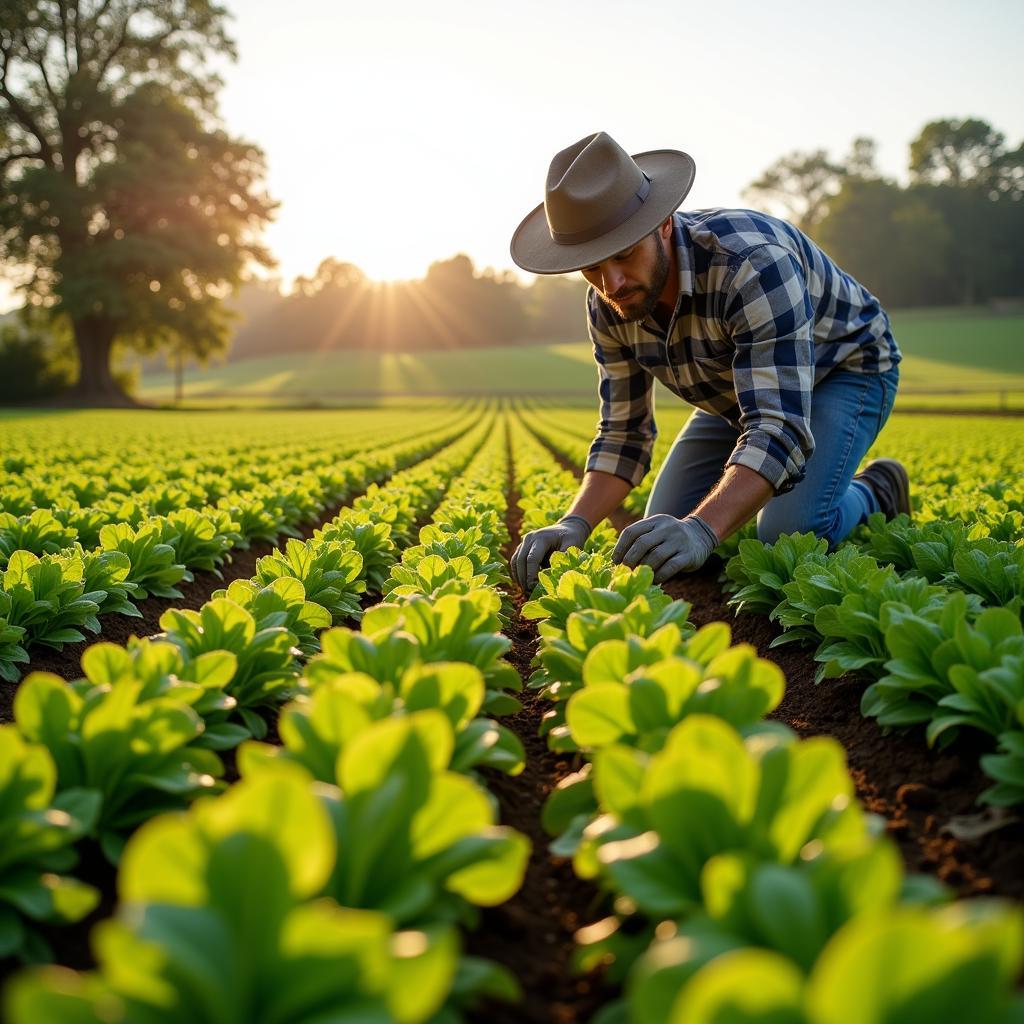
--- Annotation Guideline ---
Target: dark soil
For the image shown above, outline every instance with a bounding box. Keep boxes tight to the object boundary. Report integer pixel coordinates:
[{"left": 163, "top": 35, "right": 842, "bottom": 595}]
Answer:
[
  {"left": 662, "top": 561, "right": 1024, "bottom": 902},
  {"left": 466, "top": 439, "right": 615, "bottom": 1024}
]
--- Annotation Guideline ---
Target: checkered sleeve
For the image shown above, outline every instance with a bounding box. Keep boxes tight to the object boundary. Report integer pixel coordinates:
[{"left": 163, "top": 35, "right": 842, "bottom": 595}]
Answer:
[
  {"left": 585, "top": 290, "right": 656, "bottom": 487},
  {"left": 723, "top": 245, "right": 815, "bottom": 493}
]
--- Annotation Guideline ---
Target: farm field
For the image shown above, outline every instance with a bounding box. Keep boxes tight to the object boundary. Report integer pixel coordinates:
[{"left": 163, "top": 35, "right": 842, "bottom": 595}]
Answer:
[
  {"left": 137, "top": 307, "right": 1024, "bottom": 411},
  {"left": 1, "top": 403, "right": 1023, "bottom": 1023}
]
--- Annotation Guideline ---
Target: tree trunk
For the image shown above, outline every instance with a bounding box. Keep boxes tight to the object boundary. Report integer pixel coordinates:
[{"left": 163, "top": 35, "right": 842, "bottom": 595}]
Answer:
[{"left": 66, "top": 316, "right": 136, "bottom": 407}]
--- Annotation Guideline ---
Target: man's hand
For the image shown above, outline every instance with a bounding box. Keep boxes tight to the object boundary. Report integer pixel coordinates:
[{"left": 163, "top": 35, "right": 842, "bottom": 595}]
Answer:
[
  {"left": 511, "top": 514, "right": 591, "bottom": 593},
  {"left": 612, "top": 514, "right": 719, "bottom": 583}
]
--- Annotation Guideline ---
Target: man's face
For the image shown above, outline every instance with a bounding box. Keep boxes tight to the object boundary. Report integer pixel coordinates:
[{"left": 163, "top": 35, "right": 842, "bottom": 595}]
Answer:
[{"left": 580, "top": 227, "right": 671, "bottom": 322}]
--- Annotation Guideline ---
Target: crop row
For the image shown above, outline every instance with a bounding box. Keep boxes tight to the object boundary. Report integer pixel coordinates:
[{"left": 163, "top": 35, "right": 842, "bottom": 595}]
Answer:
[
  {"left": 0, "top": 408, "right": 482, "bottom": 683},
  {"left": 506, "top": 410, "right": 1024, "bottom": 1023},
  {"left": 2, "top": 408, "right": 544, "bottom": 1022},
  {"left": 518, "top": 403, "right": 1024, "bottom": 808}
]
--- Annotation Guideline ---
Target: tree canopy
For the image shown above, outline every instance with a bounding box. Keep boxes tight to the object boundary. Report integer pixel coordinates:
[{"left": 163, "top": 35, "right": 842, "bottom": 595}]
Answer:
[
  {"left": 751, "top": 118, "right": 1024, "bottom": 310},
  {"left": 0, "top": 0, "right": 276, "bottom": 402}
]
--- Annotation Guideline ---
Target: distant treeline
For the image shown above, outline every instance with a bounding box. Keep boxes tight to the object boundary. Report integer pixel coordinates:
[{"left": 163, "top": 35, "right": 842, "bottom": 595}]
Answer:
[
  {"left": 228, "top": 258, "right": 587, "bottom": 360},
  {"left": 231, "top": 118, "right": 1022, "bottom": 359}
]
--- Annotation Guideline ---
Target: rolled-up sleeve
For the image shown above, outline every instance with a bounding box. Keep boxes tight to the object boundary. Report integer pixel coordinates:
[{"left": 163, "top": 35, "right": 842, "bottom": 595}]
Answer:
[
  {"left": 585, "top": 290, "right": 656, "bottom": 487},
  {"left": 722, "top": 245, "right": 815, "bottom": 493}
]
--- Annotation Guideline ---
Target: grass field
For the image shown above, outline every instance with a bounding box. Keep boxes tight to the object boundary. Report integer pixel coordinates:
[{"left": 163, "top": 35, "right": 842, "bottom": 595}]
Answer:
[{"left": 137, "top": 306, "right": 1024, "bottom": 410}]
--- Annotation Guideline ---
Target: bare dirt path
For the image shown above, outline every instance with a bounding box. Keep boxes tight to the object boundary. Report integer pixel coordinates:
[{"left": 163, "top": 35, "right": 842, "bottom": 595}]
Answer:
[{"left": 466, "top": 437, "right": 613, "bottom": 1024}]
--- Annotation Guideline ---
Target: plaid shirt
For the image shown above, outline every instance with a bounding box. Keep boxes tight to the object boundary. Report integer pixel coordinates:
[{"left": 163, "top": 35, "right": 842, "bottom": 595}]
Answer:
[{"left": 586, "top": 208, "right": 901, "bottom": 493}]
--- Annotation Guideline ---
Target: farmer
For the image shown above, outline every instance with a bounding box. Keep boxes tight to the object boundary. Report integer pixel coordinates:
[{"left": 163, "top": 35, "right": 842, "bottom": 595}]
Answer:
[{"left": 509, "top": 131, "right": 908, "bottom": 593}]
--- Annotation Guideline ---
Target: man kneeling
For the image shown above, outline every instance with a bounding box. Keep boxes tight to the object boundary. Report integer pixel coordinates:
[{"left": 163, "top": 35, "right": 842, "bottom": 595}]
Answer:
[{"left": 509, "top": 132, "right": 908, "bottom": 593}]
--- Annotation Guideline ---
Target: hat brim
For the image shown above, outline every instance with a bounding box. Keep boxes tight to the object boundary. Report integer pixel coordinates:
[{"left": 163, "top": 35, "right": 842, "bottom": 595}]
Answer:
[{"left": 509, "top": 149, "right": 696, "bottom": 275}]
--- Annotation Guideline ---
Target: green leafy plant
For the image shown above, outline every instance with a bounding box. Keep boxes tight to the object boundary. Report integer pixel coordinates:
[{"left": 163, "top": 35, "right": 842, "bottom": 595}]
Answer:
[
  {"left": 573, "top": 715, "right": 869, "bottom": 921},
  {"left": 13, "top": 672, "right": 223, "bottom": 863},
  {"left": 0, "top": 508, "right": 78, "bottom": 566},
  {"left": 0, "top": 589, "right": 29, "bottom": 683},
  {"left": 622, "top": 902, "right": 1024, "bottom": 1024},
  {"left": 99, "top": 520, "right": 187, "bottom": 599},
  {"left": 159, "top": 598, "right": 300, "bottom": 738},
  {"left": 5, "top": 765, "right": 460, "bottom": 1024},
  {"left": 863, "top": 593, "right": 1024, "bottom": 739},
  {"left": 249, "top": 661, "right": 525, "bottom": 781},
  {"left": 722, "top": 533, "right": 829, "bottom": 615},
  {"left": 164, "top": 507, "right": 241, "bottom": 578},
  {"left": 215, "top": 576, "right": 331, "bottom": 658},
  {"left": 316, "top": 512, "right": 397, "bottom": 593},
  {"left": 255, "top": 537, "right": 365, "bottom": 623},
  {"left": 565, "top": 622, "right": 786, "bottom": 754},
  {"left": 0, "top": 727, "right": 100, "bottom": 963},
  {"left": 268, "top": 712, "right": 530, "bottom": 928},
  {"left": 3, "top": 550, "right": 101, "bottom": 650},
  {"left": 356, "top": 593, "right": 523, "bottom": 714},
  {"left": 77, "top": 546, "right": 140, "bottom": 618}
]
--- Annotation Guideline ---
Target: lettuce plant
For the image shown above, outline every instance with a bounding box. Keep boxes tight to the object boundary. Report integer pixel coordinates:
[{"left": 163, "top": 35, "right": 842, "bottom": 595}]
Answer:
[
  {"left": 0, "top": 728, "right": 100, "bottom": 963},
  {"left": 621, "top": 902, "right": 1024, "bottom": 1024},
  {"left": 292, "top": 712, "right": 530, "bottom": 927},
  {"left": 159, "top": 597, "right": 300, "bottom": 737},
  {"left": 76, "top": 639, "right": 248, "bottom": 752},
  {"left": 215, "top": 576, "right": 330, "bottom": 658},
  {"left": 255, "top": 537, "right": 365, "bottom": 624},
  {"left": 429, "top": 506, "right": 508, "bottom": 556},
  {"left": 3, "top": 550, "right": 102, "bottom": 650},
  {"left": 859, "top": 512, "right": 966, "bottom": 582},
  {"left": 5, "top": 765, "right": 460, "bottom": 1024},
  {"left": 217, "top": 487, "right": 287, "bottom": 545},
  {"left": 77, "top": 547, "right": 140, "bottom": 618},
  {"left": 247, "top": 661, "right": 525, "bottom": 781},
  {"left": 164, "top": 507, "right": 241, "bottom": 578},
  {"left": 99, "top": 520, "right": 187, "bottom": 599},
  {"left": 358, "top": 593, "right": 522, "bottom": 714},
  {"left": 949, "top": 540, "right": 1024, "bottom": 613},
  {"left": 524, "top": 558, "right": 682, "bottom": 641},
  {"left": 385, "top": 553, "right": 491, "bottom": 602},
  {"left": 529, "top": 599, "right": 693, "bottom": 715},
  {"left": 53, "top": 504, "right": 109, "bottom": 549},
  {"left": 723, "top": 533, "right": 829, "bottom": 615},
  {"left": 385, "top": 528, "right": 506, "bottom": 596},
  {"left": 316, "top": 512, "right": 396, "bottom": 593},
  {"left": 0, "top": 508, "right": 78, "bottom": 566},
  {"left": 14, "top": 672, "right": 223, "bottom": 862},
  {"left": 573, "top": 716, "right": 870, "bottom": 920},
  {"left": 0, "top": 589, "right": 29, "bottom": 683},
  {"left": 982, "top": 726, "right": 1024, "bottom": 806},
  {"left": 863, "top": 593, "right": 1024, "bottom": 739},
  {"left": 566, "top": 623, "right": 786, "bottom": 754}
]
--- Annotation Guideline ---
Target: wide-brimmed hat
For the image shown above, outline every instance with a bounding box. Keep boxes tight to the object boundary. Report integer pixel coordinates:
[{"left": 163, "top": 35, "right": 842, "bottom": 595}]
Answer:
[{"left": 510, "top": 132, "right": 696, "bottom": 275}]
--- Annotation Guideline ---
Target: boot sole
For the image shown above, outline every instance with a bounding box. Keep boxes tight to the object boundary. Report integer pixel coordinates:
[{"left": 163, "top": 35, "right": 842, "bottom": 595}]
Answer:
[{"left": 862, "top": 458, "right": 911, "bottom": 517}]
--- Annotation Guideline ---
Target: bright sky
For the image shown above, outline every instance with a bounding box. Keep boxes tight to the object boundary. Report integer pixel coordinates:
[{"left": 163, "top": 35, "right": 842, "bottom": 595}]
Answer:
[{"left": 2, "top": 0, "right": 1022, "bottom": 309}]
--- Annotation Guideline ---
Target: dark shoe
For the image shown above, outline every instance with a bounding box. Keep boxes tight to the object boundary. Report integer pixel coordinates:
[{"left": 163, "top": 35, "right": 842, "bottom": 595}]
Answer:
[{"left": 853, "top": 458, "right": 910, "bottom": 519}]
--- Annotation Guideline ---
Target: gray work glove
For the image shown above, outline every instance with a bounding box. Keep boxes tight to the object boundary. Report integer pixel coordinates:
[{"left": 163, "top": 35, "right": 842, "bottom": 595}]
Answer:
[
  {"left": 511, "top": 514, "right": 592, "bottom": 593},
  {"left": 611, "top": 513, "right": 719, "bottom": 583}
]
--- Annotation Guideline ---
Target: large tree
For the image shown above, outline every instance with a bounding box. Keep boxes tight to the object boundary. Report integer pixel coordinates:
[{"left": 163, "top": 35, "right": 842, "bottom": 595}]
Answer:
[
  {"left": 741, "top": 147, "right": 847, "bottom": 235},
  {"left": 0, "top": 0, "right": 277, "bottom": 403},
  {"left": 908, "top": 118, "right": 1024, "bottom": 304}
]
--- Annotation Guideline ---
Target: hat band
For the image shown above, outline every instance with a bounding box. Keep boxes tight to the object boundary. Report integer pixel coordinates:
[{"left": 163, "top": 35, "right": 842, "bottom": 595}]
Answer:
[{"left": 550, "top": 172, "right": 652, "bottom": 246}]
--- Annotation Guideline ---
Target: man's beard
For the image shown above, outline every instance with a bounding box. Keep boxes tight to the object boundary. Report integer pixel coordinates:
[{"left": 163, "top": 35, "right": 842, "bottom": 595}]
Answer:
[{"left": 606, "top": 234, "right": 671, "bottom": 322}]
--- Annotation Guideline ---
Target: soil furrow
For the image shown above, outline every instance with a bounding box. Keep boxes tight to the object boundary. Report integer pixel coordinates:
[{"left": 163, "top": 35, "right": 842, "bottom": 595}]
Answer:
[{"left": 465, "top": 430, "right": 613, "bottom": 1024}]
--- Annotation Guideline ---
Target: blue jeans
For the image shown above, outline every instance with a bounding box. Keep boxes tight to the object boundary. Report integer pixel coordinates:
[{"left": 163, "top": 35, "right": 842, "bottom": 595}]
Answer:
[{"left": 645, "top": 365, "right": 900, "bottom": 547}]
